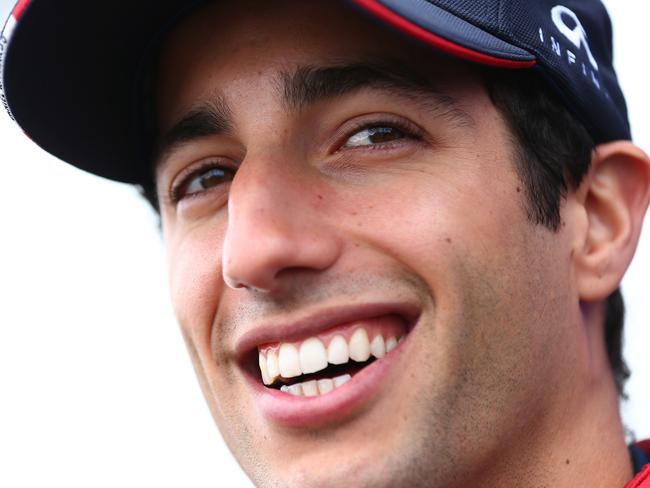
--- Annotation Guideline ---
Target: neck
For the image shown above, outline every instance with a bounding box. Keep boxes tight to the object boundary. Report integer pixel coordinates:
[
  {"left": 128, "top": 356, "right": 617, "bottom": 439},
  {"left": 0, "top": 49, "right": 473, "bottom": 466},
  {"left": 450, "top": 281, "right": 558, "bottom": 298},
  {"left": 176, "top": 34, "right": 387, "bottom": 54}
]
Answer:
[
  {"left": 470, "top": 306, "right": 633, "bottom": 488},
  {"left": 469, "top": 380, "right": 631, "bottom": 487}
]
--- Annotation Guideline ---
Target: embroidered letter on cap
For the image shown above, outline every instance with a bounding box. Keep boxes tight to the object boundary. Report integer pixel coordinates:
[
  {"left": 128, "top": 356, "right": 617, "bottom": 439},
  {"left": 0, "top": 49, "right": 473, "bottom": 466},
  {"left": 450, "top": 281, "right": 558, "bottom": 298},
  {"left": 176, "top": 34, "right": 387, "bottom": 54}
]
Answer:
[{"left": 551, "top": 5, "right": 598, "bottom": 71}]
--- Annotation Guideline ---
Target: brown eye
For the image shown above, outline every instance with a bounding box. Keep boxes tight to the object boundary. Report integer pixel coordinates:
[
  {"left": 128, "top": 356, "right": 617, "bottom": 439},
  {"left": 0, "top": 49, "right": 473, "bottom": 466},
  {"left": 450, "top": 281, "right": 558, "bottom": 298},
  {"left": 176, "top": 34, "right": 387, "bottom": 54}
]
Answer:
[
  {"left": 343, "top": 126, "right": 407, "bottom": 148},
  {"left": 174, "top": 166, "right": 235, "bottom": 201}
]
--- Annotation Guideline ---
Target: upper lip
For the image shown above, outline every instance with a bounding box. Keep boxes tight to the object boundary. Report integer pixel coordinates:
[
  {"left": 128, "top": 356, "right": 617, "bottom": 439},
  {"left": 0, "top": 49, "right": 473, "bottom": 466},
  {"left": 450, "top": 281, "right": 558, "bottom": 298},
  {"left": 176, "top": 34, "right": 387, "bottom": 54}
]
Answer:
[{"left": 234, "top": 301, "right": 421, "bottom": 362}]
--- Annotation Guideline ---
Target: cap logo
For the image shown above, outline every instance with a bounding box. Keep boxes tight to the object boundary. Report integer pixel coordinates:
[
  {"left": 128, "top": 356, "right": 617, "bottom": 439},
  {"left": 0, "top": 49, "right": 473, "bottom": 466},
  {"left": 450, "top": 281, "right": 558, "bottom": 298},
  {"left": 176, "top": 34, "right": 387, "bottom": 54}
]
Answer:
[{"left": 551, "top": 5, "right": 598, "bottom": 71}]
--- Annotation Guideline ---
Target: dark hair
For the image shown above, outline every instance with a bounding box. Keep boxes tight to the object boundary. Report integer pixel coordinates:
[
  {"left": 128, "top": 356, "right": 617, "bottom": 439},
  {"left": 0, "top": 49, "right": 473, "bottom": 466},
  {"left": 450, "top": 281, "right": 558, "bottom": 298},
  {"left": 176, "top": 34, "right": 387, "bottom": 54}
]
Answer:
[
  {"left": 483, "top": 69, "right": 629, "bottom": 396},
  {"left": 138, "top": 69, "right": 630, "bottom": 397}
]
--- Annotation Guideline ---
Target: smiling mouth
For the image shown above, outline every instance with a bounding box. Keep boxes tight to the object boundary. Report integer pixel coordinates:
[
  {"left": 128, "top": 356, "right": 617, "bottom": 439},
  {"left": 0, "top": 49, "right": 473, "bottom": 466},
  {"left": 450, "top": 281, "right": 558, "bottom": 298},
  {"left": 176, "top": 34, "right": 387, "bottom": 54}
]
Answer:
[{"left": 256, "top": 314, "right": 409, "bottom": 397}]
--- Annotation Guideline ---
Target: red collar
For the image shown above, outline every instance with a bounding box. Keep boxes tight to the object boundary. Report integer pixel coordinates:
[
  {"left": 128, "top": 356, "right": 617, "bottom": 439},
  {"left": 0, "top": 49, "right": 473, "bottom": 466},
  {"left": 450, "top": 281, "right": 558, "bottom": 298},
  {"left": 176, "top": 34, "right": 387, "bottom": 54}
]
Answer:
[{"left": 625, "top": 464, "right": 650, "bottom": 488}]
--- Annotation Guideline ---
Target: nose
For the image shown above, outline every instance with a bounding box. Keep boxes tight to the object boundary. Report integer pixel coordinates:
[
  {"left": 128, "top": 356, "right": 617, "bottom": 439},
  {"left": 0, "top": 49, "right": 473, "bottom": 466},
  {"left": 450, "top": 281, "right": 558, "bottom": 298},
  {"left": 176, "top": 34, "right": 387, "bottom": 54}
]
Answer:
[{"left": 222, "top": 159, "right": 341, "bottom": 293}]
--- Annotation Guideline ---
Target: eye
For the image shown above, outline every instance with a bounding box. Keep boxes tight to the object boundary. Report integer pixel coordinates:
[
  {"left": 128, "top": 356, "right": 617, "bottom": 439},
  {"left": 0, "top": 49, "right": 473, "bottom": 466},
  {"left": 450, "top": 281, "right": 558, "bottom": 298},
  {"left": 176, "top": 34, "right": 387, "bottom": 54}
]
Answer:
[
  {"left": 170, "top": 163, "right": 235, "bottom": 203},
  {"left": 342, "top": 123, "right": 418, "bottom": 149}
]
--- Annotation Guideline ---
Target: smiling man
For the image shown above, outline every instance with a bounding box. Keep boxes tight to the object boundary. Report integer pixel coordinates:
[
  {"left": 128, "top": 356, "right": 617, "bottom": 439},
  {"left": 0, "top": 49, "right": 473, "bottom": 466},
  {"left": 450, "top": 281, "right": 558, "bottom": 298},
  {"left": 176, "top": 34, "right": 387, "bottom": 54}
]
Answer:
[{"left": 2, "top": 0, "right": 650, "bottom": 487}]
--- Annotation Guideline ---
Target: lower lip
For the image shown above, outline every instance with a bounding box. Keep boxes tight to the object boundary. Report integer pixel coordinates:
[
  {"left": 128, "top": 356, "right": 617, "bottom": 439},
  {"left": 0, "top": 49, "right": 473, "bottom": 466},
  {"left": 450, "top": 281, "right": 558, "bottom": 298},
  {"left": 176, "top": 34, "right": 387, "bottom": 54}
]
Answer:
[{"left": 247, "top": 337, "right": 407, "bottom": 429}]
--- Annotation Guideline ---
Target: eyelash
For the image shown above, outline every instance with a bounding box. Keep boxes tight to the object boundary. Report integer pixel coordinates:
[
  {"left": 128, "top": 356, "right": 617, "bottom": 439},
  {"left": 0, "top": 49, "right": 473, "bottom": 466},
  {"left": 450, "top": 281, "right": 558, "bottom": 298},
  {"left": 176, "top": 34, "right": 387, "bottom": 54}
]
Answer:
[
  {"left": 169, "top": 159, "right": 235, "bottom": 204},
  {"left": 168, "top": 118, "right": 424, "bottom": 204},
  {"left": 335, "top": 118, "right": 424, "bottom": 152}
]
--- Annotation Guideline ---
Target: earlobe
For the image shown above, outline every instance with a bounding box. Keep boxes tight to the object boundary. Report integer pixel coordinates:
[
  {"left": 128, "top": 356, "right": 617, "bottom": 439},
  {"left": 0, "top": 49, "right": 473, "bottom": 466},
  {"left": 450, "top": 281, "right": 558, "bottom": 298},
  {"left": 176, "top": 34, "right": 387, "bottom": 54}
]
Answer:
[{"left": 574, "top": 141, "right": 650, "bottom": 302}]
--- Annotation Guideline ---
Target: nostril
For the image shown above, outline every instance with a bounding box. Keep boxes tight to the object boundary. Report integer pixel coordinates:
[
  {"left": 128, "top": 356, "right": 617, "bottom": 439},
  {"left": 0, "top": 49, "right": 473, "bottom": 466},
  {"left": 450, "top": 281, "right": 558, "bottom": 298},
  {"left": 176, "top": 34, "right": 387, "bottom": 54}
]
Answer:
[
  {"left": 223, "top": 273, "right": 244, "bottom": 290},
  {"left": 223, "top": 273, "right": 272, "bottom": 292}
]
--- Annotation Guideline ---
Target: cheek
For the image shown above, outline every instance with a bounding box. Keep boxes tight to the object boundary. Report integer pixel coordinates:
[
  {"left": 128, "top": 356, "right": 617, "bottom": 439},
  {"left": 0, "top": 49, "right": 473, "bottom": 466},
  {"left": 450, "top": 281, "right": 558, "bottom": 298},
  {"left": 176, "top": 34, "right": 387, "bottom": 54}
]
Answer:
[
  {"left": 345, "top": 158, "right": 525, "bottom": 276},
  {"left": 166, "top": 222, "right": 226, "bottom": 346}
]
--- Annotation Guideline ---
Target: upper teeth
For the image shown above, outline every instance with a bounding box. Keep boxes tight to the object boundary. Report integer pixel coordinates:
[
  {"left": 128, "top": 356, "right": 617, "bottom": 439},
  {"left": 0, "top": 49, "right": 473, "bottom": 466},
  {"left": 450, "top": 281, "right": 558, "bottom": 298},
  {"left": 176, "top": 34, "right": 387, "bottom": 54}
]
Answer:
[{"left": 258, "top": 327, "right": 402, "bottom": 387}]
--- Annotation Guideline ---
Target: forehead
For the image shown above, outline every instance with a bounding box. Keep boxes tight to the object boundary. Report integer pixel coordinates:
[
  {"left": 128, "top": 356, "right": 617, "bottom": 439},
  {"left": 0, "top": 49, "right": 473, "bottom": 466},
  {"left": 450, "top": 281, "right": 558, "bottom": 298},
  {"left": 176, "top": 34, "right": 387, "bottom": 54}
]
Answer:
[{"left": 155, "top": 0, "right": 478, "bottom": 128}]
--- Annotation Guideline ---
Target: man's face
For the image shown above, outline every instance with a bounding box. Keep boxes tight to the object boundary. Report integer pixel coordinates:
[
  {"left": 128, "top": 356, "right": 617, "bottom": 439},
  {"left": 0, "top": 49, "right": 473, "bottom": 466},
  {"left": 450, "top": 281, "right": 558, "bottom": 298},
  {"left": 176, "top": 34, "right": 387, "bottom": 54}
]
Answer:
[{"left": 155, "top": 1, "right": 583, "bottom": 486}]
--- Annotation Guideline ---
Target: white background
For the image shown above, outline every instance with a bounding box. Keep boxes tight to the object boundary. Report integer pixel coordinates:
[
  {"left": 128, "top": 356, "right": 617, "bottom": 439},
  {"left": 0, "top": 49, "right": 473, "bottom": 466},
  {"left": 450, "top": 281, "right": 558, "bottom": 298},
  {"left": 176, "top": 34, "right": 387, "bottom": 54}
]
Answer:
[{"left": 0, "top": 1, "right": 648, "bottom": 487}]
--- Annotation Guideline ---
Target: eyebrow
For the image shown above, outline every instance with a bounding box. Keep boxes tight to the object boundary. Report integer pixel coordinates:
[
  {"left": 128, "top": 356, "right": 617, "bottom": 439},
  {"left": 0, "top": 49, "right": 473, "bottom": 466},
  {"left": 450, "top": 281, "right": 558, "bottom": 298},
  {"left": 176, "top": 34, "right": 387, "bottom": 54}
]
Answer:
[
  {"left": 156, "top": 95, "right": 233, "bottom": 161},
  {"left": 280, "top": 60, "right": 470, "bottom": 123},
  {"left": 155, "top": 60, "right": 472, "bottom": 169}
]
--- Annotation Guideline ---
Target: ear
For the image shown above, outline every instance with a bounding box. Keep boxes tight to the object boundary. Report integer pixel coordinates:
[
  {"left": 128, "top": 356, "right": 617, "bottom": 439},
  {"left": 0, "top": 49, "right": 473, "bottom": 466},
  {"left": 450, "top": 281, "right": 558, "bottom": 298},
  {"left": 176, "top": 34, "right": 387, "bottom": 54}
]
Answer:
[{"left": 573, "top": 141, "right": 650, "bottom": 302}]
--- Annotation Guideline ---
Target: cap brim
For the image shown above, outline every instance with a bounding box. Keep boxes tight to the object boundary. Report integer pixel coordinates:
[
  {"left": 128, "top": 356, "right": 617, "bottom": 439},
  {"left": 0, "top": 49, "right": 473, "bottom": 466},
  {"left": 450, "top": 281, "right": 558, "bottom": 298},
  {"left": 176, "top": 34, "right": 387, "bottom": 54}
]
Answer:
[
  {"left": 2, "top": 0, "right": 536, "bottom": 185},
  {"left": 353, "top": 0, "right": 535, "bottom": 68},
  {"left": 3, "top": 0, "right": 198, "bottom": 184}
]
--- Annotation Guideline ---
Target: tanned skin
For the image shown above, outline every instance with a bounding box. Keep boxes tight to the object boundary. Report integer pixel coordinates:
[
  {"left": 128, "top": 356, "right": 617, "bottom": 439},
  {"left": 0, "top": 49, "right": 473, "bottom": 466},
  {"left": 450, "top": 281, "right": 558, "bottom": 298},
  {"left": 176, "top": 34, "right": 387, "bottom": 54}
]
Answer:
[{"left": 153, "top": 1, "right": 650, "bottom": 486}]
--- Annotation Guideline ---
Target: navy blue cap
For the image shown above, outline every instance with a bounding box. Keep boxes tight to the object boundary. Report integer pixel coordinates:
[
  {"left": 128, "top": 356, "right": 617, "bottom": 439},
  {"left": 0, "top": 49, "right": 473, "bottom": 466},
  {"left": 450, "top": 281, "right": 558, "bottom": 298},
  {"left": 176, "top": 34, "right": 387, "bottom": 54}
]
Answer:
[{"left": 0, "top": 0, "right": 630, "bottom": 185}]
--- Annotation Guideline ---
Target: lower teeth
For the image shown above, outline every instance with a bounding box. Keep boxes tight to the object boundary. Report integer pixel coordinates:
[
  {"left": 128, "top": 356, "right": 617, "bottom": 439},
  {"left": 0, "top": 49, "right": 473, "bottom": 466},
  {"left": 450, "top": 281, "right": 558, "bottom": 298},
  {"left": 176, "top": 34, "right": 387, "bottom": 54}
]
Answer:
[{"left": 280, "top": 374, "right": 351, "bottom": 396}]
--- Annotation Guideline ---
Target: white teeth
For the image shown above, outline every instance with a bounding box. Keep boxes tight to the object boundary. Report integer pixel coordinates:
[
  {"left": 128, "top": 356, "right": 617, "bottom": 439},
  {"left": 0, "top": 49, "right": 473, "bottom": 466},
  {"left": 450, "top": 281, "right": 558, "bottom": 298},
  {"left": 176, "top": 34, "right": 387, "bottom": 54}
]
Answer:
[
  {"left": 327, "top": 335, "right": 349, "bottom": 365},
  {"left": 333, "top": 374, "right": 352, "bottom": 388},
  {"left": 301, "top": 380, "right": 319, "bottom": 396},
  {"left": 266, "top": 350, "right": 280, "bottom": 380},
  {"left": 349, "top": 328, "right": 370, "bottom": 362},
  {"left": 259, "top": 353, "right": 271, "bottom": 385},
  {"left": 299, "top": 337, "right": 328, "bottom": 374},
  {"left": 370, "top": 335, "right": 386, "bottom": 358},
  {"left": 317, "top": 378, "right": 334, "bottom": 394},
  {"left": 261, "top": 329, "right": 405, "bottom": 388},
  {"left": 278, "top": 343, "right": 302, "bottom": 378},
  {"left": 280, "top": 374, "right": 352, "bottom": 397}
]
